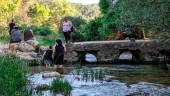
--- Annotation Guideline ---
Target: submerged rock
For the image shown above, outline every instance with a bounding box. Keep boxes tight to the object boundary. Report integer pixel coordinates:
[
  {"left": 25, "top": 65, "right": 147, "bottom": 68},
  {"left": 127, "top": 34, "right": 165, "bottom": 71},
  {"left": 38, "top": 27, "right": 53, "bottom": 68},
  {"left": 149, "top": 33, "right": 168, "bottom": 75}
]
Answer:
[
  {"left": 105, "top": 75, "right": 116, "bottom": 82},
  {"left": 35, "top": 84, "right": 49, "bottom": 90}
]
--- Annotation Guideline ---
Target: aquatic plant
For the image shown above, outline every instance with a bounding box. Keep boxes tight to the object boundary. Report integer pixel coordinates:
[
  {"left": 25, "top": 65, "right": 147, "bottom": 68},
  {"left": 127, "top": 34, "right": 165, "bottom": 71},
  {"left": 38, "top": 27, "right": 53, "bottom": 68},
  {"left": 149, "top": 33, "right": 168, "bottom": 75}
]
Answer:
[
  {"left": 51, "top": 78, "right": 72, "bottom": 96},
  {"left": 94, "top": 69, "right": 106, "bottom": 80},
  {"left": 80, "top": 68, "right": 106, "bottom": 82},
  {"left": 73, "top": 63, "right": 81, "bottom": 75},
  {"left": 0, "top": 54, "right": 30, "bottom": 96},
  {"left": 90, "top": 70, "right": 95, "bottom": 82}
]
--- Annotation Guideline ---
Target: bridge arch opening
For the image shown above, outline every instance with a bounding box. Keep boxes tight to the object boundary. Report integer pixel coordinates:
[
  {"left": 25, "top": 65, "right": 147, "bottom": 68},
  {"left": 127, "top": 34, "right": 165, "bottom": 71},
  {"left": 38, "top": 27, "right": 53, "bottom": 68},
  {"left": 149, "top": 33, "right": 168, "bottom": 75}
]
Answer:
[
  {"left": 118, "top": 49, "right": 141, "bottom": 63},
  {"left": 76, "top": 50, "right": 98, "bottom": 64}
]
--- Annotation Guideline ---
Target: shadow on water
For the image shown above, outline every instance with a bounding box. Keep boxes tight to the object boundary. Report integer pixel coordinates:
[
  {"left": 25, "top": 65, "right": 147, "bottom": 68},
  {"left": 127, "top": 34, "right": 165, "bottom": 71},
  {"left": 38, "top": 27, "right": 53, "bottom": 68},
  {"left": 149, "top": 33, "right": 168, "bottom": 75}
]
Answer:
[{"left": 28, "top": 64, "right": 170, "bottom": 96}]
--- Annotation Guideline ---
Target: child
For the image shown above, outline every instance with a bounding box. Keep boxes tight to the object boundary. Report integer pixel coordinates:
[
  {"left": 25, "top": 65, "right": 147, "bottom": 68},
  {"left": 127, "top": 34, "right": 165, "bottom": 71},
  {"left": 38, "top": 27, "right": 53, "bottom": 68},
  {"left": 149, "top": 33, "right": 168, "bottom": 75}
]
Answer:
[
  {"left": 43, "top": 46, "right": 53, "bottom": 67},
  {"left": 54, "top": 39, "right": 65, "bottom": 68}
]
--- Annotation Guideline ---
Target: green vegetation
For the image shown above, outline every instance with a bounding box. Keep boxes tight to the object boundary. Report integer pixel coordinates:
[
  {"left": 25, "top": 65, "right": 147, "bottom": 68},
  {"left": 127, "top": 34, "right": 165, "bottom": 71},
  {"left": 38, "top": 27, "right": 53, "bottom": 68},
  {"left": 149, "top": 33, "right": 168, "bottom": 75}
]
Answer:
[
  {"left": 99, "top": 0, "right": 109, "bottom": 14},
  {"left": 81, "top": 0, "right": 170, "bottom": 41},
  {"left": 73, "top": 3, "right": 100, "bottom": 19},
  {"left": 51, "top": 78, "right": 72, "bottom": 96},
  {"left": 0, "top": 0, "right": 169, "bottom": 43},
  {"left": 0, "top": 0, "right": 100, "bottom": 44},
  {"left": 73, "top": 63, "right": 82, "bottom": 75},
  {"left": 0, "top": 54, "right": 29, "bottom": 96}
]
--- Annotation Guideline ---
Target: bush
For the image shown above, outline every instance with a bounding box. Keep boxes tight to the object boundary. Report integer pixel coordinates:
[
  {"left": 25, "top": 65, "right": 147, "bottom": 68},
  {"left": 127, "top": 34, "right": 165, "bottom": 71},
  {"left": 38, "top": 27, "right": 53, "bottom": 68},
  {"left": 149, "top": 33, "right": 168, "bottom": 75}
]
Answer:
[
  {"left": 71, "top": 32, "right": 85, "bottom": 42},
  {"left": 32, "top": 25, "right": 52, "bottom": 36},
  {"left": 51, "top": 78, "right": 72, "bottom": 96},
  {"left": 0, "top": 54, "right": 29, "bottom": 96},
  {"left": 81, "top": 17, "right": 103, "bottom": 41}
]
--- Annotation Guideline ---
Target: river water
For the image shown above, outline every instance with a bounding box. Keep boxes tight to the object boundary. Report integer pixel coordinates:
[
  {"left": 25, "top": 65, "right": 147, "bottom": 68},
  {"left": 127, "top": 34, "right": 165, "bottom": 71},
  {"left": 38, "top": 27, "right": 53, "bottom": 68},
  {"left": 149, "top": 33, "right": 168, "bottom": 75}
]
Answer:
[{"left": 28, "top": 64, "right": 170, "bottom": 96}]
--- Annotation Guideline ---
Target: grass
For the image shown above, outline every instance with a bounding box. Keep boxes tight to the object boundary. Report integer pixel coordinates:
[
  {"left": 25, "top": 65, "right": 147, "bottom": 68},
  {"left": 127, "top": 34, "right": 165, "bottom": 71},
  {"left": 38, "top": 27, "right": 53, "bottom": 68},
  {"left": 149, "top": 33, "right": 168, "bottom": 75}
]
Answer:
[
  {"left": 51, "top": 78, "right": 72, "bottom": 96},
  {"left": 0, "top": 54, "right": 30, "bottom": 96}
]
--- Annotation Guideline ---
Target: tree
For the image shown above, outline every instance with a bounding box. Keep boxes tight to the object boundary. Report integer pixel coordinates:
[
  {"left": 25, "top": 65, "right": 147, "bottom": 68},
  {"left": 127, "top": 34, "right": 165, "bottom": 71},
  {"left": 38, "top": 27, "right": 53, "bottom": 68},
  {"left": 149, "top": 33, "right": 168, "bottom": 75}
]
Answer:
[
  {"left": 73, "top": 3, "right": 100, "bottom": 19},
  {"left": 27, "top": 3, "right": 50, "bottom": 25},
  {"left": 99, "top": 0, "right": 109, "bottom": 14},
  {"left": 33, "top": 0, "right": 79, "bottom": 30},
  {"left": 0, "top": 0, "right": 21, "bottom": 26}
]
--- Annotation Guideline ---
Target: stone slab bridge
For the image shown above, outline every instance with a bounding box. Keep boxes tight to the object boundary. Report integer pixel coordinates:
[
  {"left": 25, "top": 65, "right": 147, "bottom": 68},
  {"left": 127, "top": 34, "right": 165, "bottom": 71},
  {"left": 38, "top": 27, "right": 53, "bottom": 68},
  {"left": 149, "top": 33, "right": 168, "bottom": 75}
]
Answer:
[{"left": 64, "top": 40, "right": 169, "bottom": 63}]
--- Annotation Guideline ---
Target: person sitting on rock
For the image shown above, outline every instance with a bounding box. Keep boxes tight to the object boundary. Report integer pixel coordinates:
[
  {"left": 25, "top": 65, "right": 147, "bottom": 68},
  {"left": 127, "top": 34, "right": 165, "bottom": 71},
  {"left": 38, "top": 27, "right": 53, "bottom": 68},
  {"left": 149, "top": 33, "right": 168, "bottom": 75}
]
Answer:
[
  {"left": 10, "top": 25, "right": 21, "bottom": 53},
  {"left": 54, "top": 39, "right": 66, "bottom": 68},
  {"left": 24, "top": 25, "right": 38, "bottom": 47},
  {"left": 43, "top": 46, "right": 53, "bottom": 68}
]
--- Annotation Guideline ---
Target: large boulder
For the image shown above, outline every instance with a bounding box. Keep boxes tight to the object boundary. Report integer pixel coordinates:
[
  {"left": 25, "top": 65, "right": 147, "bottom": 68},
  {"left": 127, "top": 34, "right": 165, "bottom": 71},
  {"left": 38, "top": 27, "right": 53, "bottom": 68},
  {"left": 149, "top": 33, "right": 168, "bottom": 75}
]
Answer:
[{"left": 17, "top": 41, "right": 35, "bottom": 52}]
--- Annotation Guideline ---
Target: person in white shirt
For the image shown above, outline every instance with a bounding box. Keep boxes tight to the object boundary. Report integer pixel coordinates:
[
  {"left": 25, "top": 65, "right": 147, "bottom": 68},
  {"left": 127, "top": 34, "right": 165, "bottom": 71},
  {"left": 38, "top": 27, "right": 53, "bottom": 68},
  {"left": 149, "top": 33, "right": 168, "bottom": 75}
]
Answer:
[{"left": 62, "top": 17, "right": 72, "bottom": 43}]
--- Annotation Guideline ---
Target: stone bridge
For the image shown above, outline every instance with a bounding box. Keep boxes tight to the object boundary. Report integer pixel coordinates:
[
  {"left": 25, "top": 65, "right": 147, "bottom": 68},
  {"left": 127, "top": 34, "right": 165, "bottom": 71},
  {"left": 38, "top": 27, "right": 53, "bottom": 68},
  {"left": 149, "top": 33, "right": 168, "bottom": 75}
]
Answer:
[{"left": 64, "top": 40, "right": 169, "bottom": 63}]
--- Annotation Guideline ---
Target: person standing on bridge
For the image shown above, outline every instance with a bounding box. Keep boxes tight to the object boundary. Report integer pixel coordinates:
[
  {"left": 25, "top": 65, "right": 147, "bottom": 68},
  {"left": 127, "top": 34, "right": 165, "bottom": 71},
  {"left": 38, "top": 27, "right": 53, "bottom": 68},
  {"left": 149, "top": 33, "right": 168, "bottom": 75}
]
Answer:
[{"left": 61, "top": 17, "right": 73, "bottom": 43}]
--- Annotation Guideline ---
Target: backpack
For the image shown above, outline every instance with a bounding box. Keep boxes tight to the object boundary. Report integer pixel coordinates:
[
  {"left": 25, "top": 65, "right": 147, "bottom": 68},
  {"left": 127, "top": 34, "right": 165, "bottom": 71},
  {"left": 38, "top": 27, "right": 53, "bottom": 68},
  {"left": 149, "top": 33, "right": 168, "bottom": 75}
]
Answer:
[{"left": 70, "top": 26, "right": 74, "bottom": 32}]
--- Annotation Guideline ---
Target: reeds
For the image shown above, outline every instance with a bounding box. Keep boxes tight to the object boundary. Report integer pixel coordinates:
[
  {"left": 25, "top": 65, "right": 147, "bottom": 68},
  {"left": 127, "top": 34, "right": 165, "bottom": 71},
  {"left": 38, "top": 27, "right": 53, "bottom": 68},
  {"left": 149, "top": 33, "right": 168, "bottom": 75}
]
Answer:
[{"left": 51, "top": 78, "right": 72, "bottom": 96}]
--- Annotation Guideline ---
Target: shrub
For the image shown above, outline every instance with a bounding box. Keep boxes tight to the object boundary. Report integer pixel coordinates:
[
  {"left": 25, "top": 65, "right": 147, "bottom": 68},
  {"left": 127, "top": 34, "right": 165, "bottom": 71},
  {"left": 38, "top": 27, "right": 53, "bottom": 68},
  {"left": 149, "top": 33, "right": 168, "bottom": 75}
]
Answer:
[
  {"left": 0, "top": 54, "right": 29, "bottom": 96},
  {"left": 81, "top": 17, "right": 103, "bottom": 41},
  {"left": 32, "top": 25, "right": 52, "bottom": 36},
  {"left": 51, "top": 78, "right": 72, "bottom": 96}
]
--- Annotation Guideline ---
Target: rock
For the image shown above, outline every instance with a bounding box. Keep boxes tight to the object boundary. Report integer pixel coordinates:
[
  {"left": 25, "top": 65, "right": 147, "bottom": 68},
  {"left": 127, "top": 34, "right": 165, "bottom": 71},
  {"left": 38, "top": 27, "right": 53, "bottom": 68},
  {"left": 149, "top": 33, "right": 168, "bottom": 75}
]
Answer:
[
  {"left": 42, "top": 72, "right": 61, "bottom": 78},
  {"left": 35, "top": 84, "right": 49, "bottom": 90},
  {"left": 18, "top": 41, "right": 35, "bottom": 52},
  {"left": 105, "top": 75, "right": 116, "bottom": 82},
  {"left": 56, "top": 67, "right": 64, "bottom": 74}
]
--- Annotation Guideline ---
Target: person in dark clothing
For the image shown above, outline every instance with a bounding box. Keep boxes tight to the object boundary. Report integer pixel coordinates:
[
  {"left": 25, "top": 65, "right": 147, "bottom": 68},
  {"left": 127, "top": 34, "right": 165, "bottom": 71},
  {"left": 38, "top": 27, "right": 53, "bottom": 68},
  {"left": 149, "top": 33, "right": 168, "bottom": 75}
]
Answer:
[
  {"left": 9, "top": 19, "right": 15, "bottom": 35},
  {"left": 43, "top": 46, "right": 53, "bottom": 67},
  {"left": 24, "top": 27, "right": 34, "bottom": 41},
  {"left": 9, "top": 19, "right": 16, "bottom": 49},
  {"left": 54, "top": 39, "right": 65, "bottom": 67}
]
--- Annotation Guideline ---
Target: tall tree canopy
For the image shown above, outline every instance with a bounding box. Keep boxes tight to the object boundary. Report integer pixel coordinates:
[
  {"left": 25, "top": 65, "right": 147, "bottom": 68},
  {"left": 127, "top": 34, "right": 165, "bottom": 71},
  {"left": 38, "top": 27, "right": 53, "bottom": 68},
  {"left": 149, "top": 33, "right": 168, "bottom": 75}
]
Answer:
[
  {"left": 81, "top": 0, "right": 170, "bottom": 41},
  {"left": 28, "top": 3, "right": 50, "bottom": 25},
  {"left": 0, "top": 0, "right": 21, "bottom": 26},
  {"left": 99, "top": 0, "right": 109, "bottom": 14}
]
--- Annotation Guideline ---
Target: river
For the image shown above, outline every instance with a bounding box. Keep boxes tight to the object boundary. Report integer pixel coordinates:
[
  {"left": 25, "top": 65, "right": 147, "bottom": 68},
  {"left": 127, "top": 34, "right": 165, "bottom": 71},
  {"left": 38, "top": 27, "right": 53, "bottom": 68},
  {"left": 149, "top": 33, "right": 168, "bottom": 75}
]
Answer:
[{"left": 28, "top": 64, "right": 170, "bottom": 96}]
